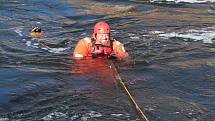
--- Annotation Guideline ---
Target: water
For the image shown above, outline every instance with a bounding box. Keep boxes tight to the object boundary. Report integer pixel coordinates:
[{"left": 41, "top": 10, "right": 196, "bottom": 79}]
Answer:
[{"left": 0, "top": 0, "right": 215, "bottom": 120}]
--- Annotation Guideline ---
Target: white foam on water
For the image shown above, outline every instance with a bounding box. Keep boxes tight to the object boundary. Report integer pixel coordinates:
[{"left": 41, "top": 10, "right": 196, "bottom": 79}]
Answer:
[
  {"left": 150, "top": 27, "right": 215, "bottom": 43},
  {"left": 111, "top": 113, "right": 131, "bottom": 118},
  {"left": 128, "top": 33, "right": 136, "bottom": 36},
  {"left": 111, "top": 113, "right": 124, "bottom": 117},
  {"left": 42, "top": 112, "right": 67, "bottom": 121},
  {"left": 80, "top": 111, "right": 102, "bottom": 121},
  {"left": 151, "top": 30, "right": 164, "bottom": 34},
  {"left": 129, "top": 33, "right": 140, "bottom": 40},
  {"left": 130, "top": 36, "right": 140, "bottom": 40},
  {"left": 146, "top": 106, "right": 155, "bottom": 111},
  {"left": 70, "top": 111, "right": 102, "bottom": 121},
  {"left": 26, "top": 41, "right": 31, "bottom": 46},
  {"left": 26, "top": 41, "right": 36, "bottom": 48},
  {"left": 70, "top": 114, "right": 79, "bottom": 120},
  {"left": 26, "top": 41, "right": 39, "bottom": 48},
  {"left": 26, "top": 40, "right": 69, "bottom": 53},
  {"left": 111, "top": 29, "right": 119, "bottom": 34},
  {"left": 33, "top": 43, "right": 39, "bottom": 46},
  {"left": 176, "top": 0, "right": 215, "bottom": 3},
  {"left": 41, "top": 47, "right": 68, "bottom": 54},
  {"left": 170, "top": 111, "right": 180, "bottom": 114},
  {"left": 159, "top": 30, "right": 215, "bottom": 43},
  {"left": 0, "top": 118, "right": 9, "bottom": 121},
  {"left": 14, "top": 28, "right": 23, "bottom": 37},
  {"left": 150, "top": 0, "right": 215, "bottom": 3}
]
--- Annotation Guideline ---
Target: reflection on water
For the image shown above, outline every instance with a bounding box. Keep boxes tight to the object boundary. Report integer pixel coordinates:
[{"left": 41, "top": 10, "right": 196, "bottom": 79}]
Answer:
[
  {"left": 71, "top": 58, "right": 116, "bottom": 88},
  {"left": 0, "top": 0, "right": 215, "bottom": 120}
]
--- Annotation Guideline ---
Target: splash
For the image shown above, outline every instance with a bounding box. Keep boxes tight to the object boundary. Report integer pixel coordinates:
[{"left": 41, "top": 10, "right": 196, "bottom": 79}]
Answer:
[
  {"left": 14, "top": 26, "right": 68, "bottom": 54},
  {"left": 26, "top": 40, "right": 69, "bottom": 53}
]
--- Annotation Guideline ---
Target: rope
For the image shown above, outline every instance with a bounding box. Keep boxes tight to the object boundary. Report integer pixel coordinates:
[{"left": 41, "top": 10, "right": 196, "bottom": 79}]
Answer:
[{"left": 109, "top": 61, "right": 149, "bottom": 121}]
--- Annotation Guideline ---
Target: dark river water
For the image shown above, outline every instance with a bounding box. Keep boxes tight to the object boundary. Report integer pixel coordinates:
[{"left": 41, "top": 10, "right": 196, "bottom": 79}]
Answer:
[{"left": 0, "top": 0, "right": 215, "bottom": 120}]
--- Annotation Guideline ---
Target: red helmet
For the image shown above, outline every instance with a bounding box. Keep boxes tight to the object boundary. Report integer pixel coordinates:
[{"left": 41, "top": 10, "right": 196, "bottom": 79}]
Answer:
[{"left": 93, "top": 21, "right": 110, "bottom": 34}]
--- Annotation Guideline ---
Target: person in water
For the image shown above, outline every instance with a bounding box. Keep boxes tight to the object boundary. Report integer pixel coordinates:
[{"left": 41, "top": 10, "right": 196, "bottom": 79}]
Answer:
[
  {"left": 73, "top": 21, "right": 129, "bottom": 60},
  {"left": 30, "top": 27, "right": 43, "bottom": 38}
]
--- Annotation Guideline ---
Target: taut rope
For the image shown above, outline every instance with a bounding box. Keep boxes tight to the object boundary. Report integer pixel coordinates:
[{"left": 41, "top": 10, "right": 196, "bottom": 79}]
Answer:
[{"left": 109, "top": 61, "right": 149, "bottom": 121}]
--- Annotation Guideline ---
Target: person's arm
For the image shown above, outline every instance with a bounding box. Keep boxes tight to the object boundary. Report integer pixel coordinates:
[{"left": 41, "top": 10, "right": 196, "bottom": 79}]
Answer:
[
  {"left": 112, "top": 40, "right": 129, "bottom": 60},
  {"left": 73, "top": 37, "right": 91, "bottom": 59}
]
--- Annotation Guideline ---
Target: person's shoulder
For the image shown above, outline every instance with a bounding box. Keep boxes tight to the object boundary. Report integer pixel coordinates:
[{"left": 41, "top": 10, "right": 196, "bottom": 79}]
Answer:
[
  {"left": 112, "top": 38, "right": 123, "bottom": 46},
  {"left": 78, "top": 37, "right": 92, "bottom": 43}
]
